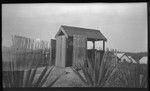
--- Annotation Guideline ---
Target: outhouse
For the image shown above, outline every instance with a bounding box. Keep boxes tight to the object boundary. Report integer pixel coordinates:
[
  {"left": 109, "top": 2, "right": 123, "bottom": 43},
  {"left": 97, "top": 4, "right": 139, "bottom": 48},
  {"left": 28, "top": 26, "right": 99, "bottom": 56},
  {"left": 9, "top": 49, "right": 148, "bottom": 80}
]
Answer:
[{"left": 55, "top": 25, "right": 107, "bottom": 67}]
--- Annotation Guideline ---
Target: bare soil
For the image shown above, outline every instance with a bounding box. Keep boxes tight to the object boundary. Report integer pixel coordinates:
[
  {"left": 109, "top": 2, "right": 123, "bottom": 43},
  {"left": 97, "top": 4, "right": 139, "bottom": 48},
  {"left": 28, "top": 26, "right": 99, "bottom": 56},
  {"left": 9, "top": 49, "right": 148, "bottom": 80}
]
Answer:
[{"left": 35, "top": 66, "right": 85, "bottom": 87}]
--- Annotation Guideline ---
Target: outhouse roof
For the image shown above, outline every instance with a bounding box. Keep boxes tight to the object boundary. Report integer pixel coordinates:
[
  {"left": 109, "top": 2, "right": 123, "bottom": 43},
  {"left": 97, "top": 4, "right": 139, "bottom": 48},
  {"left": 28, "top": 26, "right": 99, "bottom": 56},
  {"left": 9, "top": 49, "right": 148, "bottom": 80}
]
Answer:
[{"left": 55, "top": 25, "right": 107, "bottom": 41}]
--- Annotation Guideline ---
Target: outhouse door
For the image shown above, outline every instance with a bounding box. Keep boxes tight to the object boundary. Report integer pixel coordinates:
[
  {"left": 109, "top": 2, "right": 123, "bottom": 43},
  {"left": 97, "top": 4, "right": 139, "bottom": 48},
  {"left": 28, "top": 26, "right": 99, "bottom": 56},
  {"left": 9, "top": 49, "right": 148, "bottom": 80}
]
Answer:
[{"left": 55, "top": 35, "right": 66, "bottom": 67}]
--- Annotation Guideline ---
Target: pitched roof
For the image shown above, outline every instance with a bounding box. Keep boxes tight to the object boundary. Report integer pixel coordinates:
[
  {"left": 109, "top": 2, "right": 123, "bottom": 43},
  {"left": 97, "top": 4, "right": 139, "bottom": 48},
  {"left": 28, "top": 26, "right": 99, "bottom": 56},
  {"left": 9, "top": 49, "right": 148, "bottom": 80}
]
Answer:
[
  {"left": 139, "top": 56, "right": 147, "bottom": 64},
  {"left": 116, "top": 53, "right": 125, "bottom": 58},
  {"left": 128, "top": 56, "right": 137, "bottom": 63},
  {"left": 117, "top": 54, "right": 131, "bottom": 62},
  {"left": 55, "top": 25, "right": 107, "bottom": 41}
]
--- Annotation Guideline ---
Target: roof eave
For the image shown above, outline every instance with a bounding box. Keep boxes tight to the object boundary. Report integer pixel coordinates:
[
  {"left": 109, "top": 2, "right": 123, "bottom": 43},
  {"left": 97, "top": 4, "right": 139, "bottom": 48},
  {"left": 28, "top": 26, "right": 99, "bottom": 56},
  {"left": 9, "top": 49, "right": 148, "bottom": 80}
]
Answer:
[{"left": 55, "top": 26, "right": 68, "bottom": 38}]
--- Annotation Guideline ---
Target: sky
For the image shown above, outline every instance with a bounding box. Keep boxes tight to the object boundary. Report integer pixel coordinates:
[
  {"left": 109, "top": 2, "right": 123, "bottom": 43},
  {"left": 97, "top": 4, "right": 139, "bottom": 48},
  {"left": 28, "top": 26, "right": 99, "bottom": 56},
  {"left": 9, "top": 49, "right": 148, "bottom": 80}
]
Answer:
[{"left": 2, "top": 3, "right": 147, "bottom": 52}]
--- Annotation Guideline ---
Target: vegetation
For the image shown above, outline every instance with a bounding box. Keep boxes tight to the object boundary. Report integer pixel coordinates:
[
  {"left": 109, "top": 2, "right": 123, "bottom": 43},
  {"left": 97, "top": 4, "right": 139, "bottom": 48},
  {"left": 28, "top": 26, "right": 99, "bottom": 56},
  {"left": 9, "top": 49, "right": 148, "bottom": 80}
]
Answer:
[
  {"left": 3, "top": 65, "right": 66, "bottom": 87},
  {"left": 2, "top": 50, "right": 66, "bottom": 87},
  {"left": 71, "top": 49, "right": 147, "bottom": 88},
  {"left": 117, "top": 62, "right": 147, "bottom": 88},
  {"left": 71, "top": 50, "right": 118, "bottom": 87},
  {"left": 2, "top": 46, "right": 147, "bottom": 87}
]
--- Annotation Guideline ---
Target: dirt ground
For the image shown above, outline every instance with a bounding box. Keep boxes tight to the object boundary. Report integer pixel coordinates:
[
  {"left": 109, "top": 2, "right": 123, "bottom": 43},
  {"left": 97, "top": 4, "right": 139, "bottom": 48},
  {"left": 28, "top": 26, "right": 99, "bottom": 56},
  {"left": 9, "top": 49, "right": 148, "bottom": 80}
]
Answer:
[{"left": 35, "top": 66, "right": 86, "bottom": 87}]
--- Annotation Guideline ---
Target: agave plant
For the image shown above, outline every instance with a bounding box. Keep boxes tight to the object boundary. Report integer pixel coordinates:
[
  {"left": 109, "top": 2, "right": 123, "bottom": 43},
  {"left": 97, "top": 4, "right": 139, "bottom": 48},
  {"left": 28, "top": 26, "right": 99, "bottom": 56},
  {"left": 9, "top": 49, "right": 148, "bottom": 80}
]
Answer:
[
  {"left": 71, "top": 50, "right": 118, "bottom": 87},
  {"left": 117, "top": 63, "right": 147, "bottom": 88}
]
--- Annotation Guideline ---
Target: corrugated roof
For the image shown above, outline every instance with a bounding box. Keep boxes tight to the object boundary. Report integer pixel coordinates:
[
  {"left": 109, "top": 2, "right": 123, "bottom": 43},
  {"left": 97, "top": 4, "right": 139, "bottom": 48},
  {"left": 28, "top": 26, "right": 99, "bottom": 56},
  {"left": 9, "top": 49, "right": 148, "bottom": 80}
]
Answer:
[{"left": 55, "top": 25, "right": 107, "bottom": 41}]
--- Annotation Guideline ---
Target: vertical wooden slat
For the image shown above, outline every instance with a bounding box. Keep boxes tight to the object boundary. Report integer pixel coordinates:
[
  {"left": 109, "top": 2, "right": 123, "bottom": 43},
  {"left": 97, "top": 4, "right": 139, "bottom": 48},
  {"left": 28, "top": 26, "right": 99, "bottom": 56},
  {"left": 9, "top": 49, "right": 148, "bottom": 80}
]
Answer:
[
  {"left": 61, "top": 36, "right": 66, "bottom": 67},
  {"left": 25, "top": 38, "right": 28, "bottom": 69},
  {"left": 11, "top": 35, "right": 14, "bottom": 49},
  {"left": 36, "top": 42, "right": 40, "bottom": 66},
  {"left": 22, "top": 38, "right": 25, "bottom": 69},
  {"left": 56, "top": 37, "right": 59, "bottom": 66},
  {"left": 41, "top": 40, "right": 44, "bottom": 67},
  {"left": 56, "top": 36, "right": 61, "bottom": 67},
  {"left": 56, "top": 37, "right": 60, "bottom": 67},
  {"left": 24, "top": 38, "right": 27, "bottom": 69},
  {"left": 29, "top": 39, "right": 33, "bottom": 69},
  {"left": 31, "top": 40, "right": 35, "bottom": 68},
  {"left": 60, "top": 36, "right": 63, "bottom": 67},
  {"left": 59, "top": 36, "right": 62, "bottom": 67},
  {"left": 28, "top": 38, "right": 30, "bottom": 68},
  {"left": 36, "top": 40, "right": 39, "bottom": 67},
  {"left": 43, "top": 41, "right": 46, "bottom": 66}
]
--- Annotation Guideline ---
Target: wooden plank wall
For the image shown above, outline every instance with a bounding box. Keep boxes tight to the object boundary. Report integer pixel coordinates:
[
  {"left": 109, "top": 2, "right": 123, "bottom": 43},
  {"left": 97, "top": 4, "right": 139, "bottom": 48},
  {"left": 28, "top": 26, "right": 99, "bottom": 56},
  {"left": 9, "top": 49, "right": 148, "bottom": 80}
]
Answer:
[
  {"left": 61, "top": 36, "right": 66, "bottom": 67},
  {"left": 73, "top": 35, "right": 87, "bottom": 68},
  {"left": 55, "top": 36, "right": 61, "bottom": 67}
]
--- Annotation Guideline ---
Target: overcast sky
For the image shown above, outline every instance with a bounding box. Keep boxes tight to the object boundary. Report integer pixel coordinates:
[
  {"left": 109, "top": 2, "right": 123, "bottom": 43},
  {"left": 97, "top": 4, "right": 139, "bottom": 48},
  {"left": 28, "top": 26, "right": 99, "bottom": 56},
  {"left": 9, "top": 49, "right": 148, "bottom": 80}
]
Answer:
[{"left": 2, "top": 3, "right": 147, "bottom": 52}]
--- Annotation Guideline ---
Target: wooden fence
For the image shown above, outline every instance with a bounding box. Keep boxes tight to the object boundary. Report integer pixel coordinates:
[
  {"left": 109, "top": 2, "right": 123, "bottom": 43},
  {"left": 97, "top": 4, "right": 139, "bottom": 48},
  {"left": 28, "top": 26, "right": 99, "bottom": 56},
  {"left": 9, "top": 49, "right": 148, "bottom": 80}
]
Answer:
[{"left": 2, "top": 35, "right": 56, "bottom": 71}]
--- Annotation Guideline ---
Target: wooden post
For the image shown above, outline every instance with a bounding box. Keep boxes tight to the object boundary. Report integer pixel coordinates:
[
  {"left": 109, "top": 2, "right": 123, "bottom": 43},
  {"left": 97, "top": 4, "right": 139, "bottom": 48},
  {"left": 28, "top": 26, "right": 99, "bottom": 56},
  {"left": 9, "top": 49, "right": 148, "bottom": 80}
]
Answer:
[
  {"left": 92, "top": 41, "right": 95, "bottom": 49},
  {"left": 92, "top": 40, "right": 95, "bottom": 61},
  {"left": 103, "top": 40, "right": 105, "bottom": 51}
]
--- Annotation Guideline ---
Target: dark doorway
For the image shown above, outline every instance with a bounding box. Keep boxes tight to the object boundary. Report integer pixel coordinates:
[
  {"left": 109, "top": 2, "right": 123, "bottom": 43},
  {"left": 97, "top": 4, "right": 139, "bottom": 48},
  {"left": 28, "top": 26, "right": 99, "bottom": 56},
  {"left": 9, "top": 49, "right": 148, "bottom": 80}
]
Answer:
[{"left": 66, "top": 37, "right": 73, "bottom": 67}]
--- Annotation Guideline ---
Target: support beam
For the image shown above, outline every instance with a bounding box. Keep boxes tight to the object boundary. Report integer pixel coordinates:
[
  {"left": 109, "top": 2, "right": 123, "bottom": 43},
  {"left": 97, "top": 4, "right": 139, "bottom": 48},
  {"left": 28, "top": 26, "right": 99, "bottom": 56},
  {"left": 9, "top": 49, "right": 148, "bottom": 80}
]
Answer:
[
  {"left": 92, "top": 41, "right": 95, "bottom": 49},
  {"left": 103, "top": 41, "right": 105, "bottom": 51},
  {"left": 92, "top": 40, "right": 95, "bottom": 61}
]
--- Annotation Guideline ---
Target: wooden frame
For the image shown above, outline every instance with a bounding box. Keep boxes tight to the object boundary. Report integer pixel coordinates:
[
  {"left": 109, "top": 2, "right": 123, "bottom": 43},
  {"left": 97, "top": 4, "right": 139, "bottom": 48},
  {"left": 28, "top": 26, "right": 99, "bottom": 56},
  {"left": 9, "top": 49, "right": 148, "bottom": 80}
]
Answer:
[{"left": 55, "top": 26, "right": 107, "bottom": 67}]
